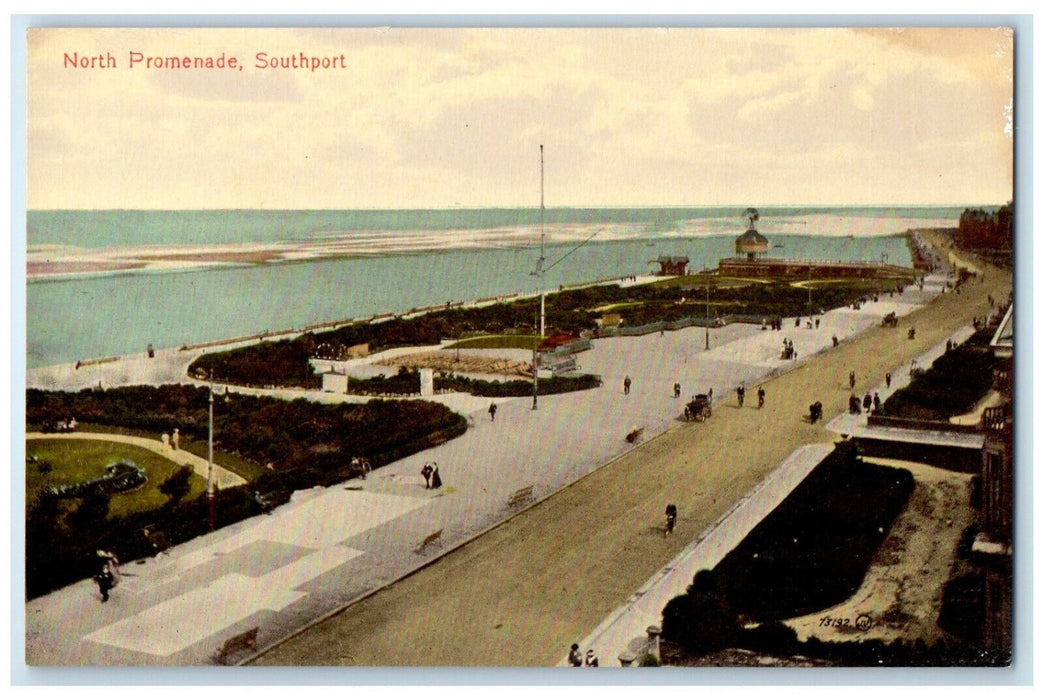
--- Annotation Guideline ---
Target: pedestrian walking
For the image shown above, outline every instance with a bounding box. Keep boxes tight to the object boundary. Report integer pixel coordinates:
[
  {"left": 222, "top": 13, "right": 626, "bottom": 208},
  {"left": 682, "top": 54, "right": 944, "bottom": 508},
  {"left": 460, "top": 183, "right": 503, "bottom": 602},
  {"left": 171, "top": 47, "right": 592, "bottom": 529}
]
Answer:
[
  {"left": 707, "top": 387, "right": 713, "bottom": 406},
  {"left": 674, "top": 383, "right": 681, "bottom": 399},
  {"left": 623, "top": 375, "right": 631, "bottom": 395},
  {"left": 430, "top": 463, "right": 443, "bottom": 489},
  {"left": 849, "top": 371, "right": 856, "bottom": 390},
  {"left": 94, "top": 566, "right": 115, "bottom": 603},
  {"left": 873, "top": 392, "right": 881, "bottom": 413},
  {"left": 585, "top": 649, "right": 599, "bottom": 667},
  {"left": 757, "top": 386, "right": 765, "bottom": 409},
  {"left": 832, "top": 334, "right": 839, "bottom": 347},
  {"left": 664, "top": 503, "right": 678, "bottom": 536},
  {"left": 568, "top": 643, "right": 583, "bottom": 667},
  {"left": 489, "top": 402, "right": 497, "bottom": 421},
  {"left": 736, "top": 384, "right": 745, "bottom": 408},
  {"left": 93, "top": 550, "right": 120, "bottom": 603},
  {"left": 863, "top": 392, "right": 872, "bottom": 413},
  {"left": 421, "top": 463, "right": 433, "bottom": 489},
  {"left": 885, "top": 371, "right": 892, "bottom": 388},
  {"left": 815, "top": 318, "right": 820, "bottom": 329},
  {"left": 171, "top": 428, "right": 180, "bottom": 451}
]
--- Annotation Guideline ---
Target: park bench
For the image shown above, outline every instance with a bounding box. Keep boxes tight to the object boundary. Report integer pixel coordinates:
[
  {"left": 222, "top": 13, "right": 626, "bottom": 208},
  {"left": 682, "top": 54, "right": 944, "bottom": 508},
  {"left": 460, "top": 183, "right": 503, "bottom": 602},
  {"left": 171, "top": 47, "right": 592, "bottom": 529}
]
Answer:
[
  {"left": 506, "top": 485, "right": 534, "bottom": 509},
  {"left": 213, "top": 626, "right": 259, "bottom": 665},
  {"left": 414, "top": 529, "right": 443, "bottom": 554},
  {"left": 141, "top": 525, "right": 170, "bottom": 556}
]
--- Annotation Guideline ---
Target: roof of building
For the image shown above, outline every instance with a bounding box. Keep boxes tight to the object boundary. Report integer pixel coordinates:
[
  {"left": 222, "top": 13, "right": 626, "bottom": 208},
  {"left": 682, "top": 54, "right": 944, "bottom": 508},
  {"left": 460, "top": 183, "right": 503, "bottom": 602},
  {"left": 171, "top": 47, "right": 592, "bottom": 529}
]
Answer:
[
  {"left": 990, "top": 304, "right": 1013, "bottom": 356},
  {"left": 537, "top": 332, "right": 581, "bottom": 351},
  {"left": 735, "top": 229, "right": 769, "bottom": 245}
]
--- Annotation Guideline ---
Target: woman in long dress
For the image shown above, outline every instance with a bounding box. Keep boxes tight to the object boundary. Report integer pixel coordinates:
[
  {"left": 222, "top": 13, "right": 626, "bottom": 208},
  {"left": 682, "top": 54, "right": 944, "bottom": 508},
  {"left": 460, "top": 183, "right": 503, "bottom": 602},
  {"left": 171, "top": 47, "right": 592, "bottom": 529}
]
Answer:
[{"left": 430, "top": 463, "right": 443, "bottom": 489}]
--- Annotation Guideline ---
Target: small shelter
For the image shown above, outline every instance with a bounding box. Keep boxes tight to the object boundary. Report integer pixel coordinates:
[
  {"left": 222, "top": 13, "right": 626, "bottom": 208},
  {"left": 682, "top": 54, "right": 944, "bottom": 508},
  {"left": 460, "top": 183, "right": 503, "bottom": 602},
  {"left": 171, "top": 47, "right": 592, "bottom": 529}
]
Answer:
[{"left": 653, "top": 256, "right": 689, "bottom": 276}]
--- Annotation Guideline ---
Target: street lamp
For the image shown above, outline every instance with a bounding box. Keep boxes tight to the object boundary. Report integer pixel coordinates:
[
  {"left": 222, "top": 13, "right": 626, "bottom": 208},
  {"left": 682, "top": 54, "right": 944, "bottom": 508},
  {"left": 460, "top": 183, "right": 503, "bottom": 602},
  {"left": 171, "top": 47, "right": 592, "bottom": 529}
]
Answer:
[
  {"left": 705, "top": 264, "right": 711, "bottom": 351},
  {"left": 207, "top": 380, "right": 216, "bottom": 531},
  {"left": 808, "top": 260, "right": 813, "bottom": 321},
  {"left": 206, "top": 378, "right": 228, "bottom": 531}
]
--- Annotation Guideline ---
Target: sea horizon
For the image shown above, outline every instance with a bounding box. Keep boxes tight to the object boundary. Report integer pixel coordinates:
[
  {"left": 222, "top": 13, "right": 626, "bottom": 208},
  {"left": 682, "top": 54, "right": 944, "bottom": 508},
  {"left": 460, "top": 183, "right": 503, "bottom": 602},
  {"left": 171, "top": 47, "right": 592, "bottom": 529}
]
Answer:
[{"left": 26, "top": 206, "right": 955, "bottom": 369}]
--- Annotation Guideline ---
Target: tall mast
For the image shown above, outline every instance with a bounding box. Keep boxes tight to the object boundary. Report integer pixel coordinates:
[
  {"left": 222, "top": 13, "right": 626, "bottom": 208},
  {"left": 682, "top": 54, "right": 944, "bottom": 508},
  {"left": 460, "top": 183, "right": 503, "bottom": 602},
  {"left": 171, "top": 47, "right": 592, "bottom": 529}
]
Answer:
[
  {"left": 539, "top": 144, "right": 545, "bottom": 337},
  {"left": 532, "top": 145, "right": 545, "bottom": 410}
]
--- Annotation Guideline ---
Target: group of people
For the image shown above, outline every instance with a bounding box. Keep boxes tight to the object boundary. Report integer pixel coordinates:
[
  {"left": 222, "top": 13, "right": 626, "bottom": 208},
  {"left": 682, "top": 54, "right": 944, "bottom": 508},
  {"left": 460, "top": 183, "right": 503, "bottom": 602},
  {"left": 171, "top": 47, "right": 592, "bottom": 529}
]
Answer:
[
  {"left": 733, "top": 384, "right": 765, "bottom": 409},
  {"left": 780, "top": 337, "right": 796, "bottom": 360},
  {"left": 161, "top": 428, "right": 180, "bottom": 451},
  {"left": 848, "top": 391, "right": 881, "bottom": 415},
  {"left": 808, "top": 401, "right": 823, "bottom": 423},
  {"left": 420, "top": 462, "right": 443, "bottom": 490},
  {"left": 568, "top": 643, "right": 598, "bottom": 667}
]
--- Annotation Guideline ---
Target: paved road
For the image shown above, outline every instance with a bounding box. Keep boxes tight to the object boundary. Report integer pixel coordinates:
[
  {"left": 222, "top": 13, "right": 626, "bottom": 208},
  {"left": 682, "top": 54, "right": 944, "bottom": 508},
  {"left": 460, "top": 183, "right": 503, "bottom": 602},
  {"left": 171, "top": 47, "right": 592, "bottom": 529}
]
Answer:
[
  {"left": 24, "top": 233, "right": 1008, "bottom": 668},
  {"left": 254, "top": 248, "right": 1010, "bottom": 666}
]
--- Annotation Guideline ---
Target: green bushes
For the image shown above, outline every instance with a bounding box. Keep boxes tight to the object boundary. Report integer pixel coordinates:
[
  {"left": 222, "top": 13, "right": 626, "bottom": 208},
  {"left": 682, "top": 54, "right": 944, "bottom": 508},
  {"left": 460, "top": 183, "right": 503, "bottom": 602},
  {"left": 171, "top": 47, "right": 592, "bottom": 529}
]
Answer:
[
  {"left": 186, "top": 277, "right": 892, "bottom": 389},
  {"left": 435, "top": 373, "right": 602, "bottom": 397},
  {"left": 728, "top": 622, "right": 1008, "bottom": 666},
  {"left": 661, "top": 569, "right": 740, "bottom": 654},
  {"left": 25, "top": 385, "right": 469, "bottom": 599},
  {"left": 878, "top": 328, "right": 997, "bottom": 420},
  {"left": 159, "top": 465, "right": 194, "bottom": 505},
  {"left": 662, "top": 443, "right": 915, "bottom": 656},
  {"left": 712, "top": 444, "right": 914, "bottom": 621}
]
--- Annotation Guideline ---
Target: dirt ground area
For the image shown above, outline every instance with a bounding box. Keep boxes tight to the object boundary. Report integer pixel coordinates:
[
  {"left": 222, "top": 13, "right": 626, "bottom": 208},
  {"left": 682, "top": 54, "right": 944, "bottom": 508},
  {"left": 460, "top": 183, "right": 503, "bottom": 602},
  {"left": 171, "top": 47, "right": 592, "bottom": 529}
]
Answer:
[
  {"left": 374, "top": 351, "right": 532, "bottom": 377},
  {"left": 782, "top": 458, "right": 975, "bottom": 646},
  {"left": 254, "top": 240, "right": 1010, "bottom": 667}
]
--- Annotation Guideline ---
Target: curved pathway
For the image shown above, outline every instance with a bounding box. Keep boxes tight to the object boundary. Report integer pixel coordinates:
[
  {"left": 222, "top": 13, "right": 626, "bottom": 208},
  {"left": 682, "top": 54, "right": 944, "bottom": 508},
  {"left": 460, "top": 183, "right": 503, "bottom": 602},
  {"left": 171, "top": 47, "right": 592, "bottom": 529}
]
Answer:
[{"left": 25, "top": 432, "right": 246, "bottom": 489}]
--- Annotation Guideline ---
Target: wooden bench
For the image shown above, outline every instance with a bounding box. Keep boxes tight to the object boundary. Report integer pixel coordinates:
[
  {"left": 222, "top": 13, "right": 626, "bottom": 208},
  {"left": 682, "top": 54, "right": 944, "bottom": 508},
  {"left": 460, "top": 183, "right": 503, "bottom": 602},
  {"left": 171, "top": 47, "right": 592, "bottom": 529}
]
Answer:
[
  {"left": 142, "top": 525, "right": 170, "bottom": 556},
  {"left": 214, "top": 626, "right": 259, "bottom": 665},
  {"left": 414, "top": 529, "right": 443, "bottom": 554},
  {"left": 507, "top": 485, "right": 534, "bottom": 509}
]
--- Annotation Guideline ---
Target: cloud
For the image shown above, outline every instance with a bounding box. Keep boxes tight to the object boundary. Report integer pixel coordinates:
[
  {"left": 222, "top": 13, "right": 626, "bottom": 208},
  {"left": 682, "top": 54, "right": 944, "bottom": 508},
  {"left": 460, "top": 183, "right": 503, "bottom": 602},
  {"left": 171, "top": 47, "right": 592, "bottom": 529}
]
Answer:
[{"left": 26, "top": 27, "right": 1014, "bottom": 209}]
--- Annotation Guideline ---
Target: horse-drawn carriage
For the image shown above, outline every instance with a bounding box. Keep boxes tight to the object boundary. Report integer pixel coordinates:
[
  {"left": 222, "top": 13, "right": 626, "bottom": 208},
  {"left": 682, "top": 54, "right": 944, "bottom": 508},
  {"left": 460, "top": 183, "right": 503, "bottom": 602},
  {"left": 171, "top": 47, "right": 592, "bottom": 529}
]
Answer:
[{"left": 684, "top": 394, "right": 712, "bottom": 422}]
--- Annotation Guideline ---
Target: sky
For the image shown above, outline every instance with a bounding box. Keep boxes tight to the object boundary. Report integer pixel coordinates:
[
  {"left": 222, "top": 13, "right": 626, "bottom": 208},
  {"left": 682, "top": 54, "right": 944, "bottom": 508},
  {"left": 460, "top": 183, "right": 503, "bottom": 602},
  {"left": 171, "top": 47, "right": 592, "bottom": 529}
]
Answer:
[{"left": 26, "top": 26, "right": 1014, "bottom": 210}]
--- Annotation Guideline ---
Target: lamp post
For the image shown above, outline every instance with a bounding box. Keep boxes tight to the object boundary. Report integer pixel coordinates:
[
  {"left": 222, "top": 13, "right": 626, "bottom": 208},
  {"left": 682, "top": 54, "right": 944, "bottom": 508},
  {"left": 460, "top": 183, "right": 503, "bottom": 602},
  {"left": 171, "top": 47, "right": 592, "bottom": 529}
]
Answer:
[
  {"left": 207, "top": 381, "right": 215, "bottom": 531},
  {"left": 808, "top": 260, "right": 813, "bottom": 321},
  {"left": 705, "top": 265, "right": 711, "bottom": 351}
]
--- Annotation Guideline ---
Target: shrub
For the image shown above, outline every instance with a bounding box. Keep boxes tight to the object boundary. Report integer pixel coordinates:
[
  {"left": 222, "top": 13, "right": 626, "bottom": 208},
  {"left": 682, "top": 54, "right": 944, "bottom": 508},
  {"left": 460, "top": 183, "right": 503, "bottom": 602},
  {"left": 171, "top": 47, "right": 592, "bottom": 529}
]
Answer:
[
  {"left": 637, "top": 652, "right": 660, "bottom": 667},
  {"left": 740, "top": 621, "right": 800, "bottom": 656},
  {"left": 661, "top": 569, "right": 739, "bottom": 654},
  {"left": 66, "top": 491, "right": 111, "bottom": 532},
  {"left": 159, "top": 465, "right": 194, "bottom": 505}
]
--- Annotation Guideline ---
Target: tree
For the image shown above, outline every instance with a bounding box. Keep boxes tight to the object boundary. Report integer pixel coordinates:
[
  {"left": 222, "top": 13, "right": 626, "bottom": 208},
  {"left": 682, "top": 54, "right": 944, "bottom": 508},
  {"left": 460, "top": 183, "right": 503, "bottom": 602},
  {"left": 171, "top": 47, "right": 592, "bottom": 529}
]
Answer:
[
  {"left": 159, "top": 466, "right": 194, "bottom": 506},
  {"left": 661, "top": 569, "right": 739, "bottom": 654}
]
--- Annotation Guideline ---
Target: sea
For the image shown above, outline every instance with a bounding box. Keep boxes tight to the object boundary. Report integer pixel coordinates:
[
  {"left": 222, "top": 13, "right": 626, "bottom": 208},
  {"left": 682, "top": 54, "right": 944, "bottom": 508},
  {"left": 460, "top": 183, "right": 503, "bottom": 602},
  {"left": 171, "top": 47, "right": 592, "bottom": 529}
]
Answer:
[{"left": 25, "top": 207, "right": 963, "bottom": 369}]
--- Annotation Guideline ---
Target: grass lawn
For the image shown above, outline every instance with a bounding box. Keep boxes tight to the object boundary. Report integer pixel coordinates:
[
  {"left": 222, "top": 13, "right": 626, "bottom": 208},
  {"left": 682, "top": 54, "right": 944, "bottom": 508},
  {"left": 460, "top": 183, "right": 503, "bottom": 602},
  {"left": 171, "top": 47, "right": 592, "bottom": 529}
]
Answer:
[
  {"left": 26, "top": 438, "right": 208, "bottom": 520},
  {"left": 72, "top": 423, "right": 267, "bottom": 481}
]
